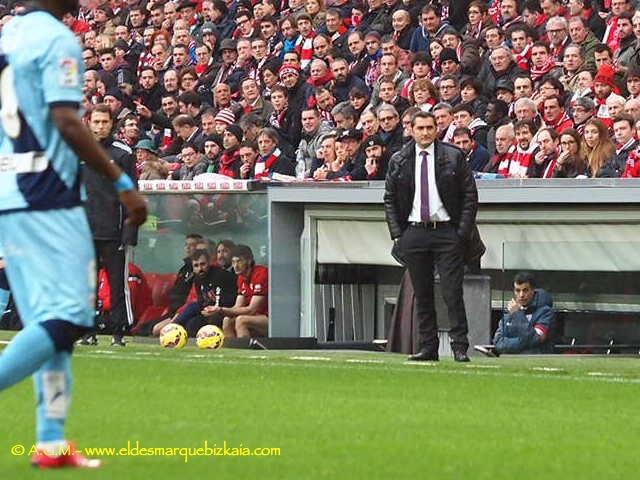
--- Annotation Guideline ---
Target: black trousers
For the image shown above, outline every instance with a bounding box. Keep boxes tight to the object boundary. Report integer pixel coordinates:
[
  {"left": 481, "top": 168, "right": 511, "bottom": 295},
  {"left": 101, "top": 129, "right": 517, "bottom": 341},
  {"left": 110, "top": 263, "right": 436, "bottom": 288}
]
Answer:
[
  {"left": 95, "top": 240, "right": 129, "bottom": 335},
  {"left": 399, "top": 223, "right": 469, "bottom": 352}
]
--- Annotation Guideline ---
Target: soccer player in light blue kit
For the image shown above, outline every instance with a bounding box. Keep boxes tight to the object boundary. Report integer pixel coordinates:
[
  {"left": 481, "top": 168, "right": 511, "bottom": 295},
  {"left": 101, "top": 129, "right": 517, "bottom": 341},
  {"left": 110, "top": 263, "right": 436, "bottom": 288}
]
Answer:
[{"left": 0, "top": 0, "right": 147, "bottom": 469}]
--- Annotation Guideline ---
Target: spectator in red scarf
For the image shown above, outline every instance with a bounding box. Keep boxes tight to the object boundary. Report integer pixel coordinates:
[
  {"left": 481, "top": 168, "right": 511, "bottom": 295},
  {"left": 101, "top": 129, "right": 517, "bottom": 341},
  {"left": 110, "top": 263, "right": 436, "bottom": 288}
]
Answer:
[
  {"left": 218, "top": 125, "right": 244, "bottom": 178},
  {"left": 543, "top": 95, "right": 574, "bottom": 132}
]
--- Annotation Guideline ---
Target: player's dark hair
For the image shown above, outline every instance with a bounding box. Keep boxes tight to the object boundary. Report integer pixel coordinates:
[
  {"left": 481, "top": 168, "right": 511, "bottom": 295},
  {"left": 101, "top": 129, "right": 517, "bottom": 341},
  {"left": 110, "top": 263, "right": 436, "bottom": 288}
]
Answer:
[
  {"left": 232, "top": 244, "right": 255, "bottom": 265},
  {"left": 186, "top": 233, "right": 204, "bottom": 240},
  {"left": 514, "top": 272, "right": 536, "bottom": 288},
  {"left": 192, "top": 248, "right": 211, "bottom": 261}
]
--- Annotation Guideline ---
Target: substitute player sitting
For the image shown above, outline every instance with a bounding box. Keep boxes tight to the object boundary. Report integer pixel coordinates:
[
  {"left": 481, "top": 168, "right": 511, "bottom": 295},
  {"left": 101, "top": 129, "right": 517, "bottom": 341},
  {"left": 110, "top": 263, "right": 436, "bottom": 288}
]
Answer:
[{"left": 219, "top": 245, "right": 269, "bottom": 338}]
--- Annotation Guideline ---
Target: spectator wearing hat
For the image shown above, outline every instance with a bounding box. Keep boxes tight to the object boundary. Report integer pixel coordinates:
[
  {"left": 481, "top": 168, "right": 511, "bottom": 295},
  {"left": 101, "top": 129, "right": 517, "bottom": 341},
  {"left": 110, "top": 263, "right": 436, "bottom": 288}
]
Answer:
[
  {"left": 297, "top": 108, "right": 332, "bottom": 175},
  {"left": 103, "top": 88, "right": 133, "bottom": 120},
  {"left": 351, "top": 134, "right": 390, "bottom": 180},
  {"left": 219, "top": 125, "right": 244, "bottom": 178},
  {"left": 280, "top": 63, "right": 314, "bottom": 126},
  {"left": 438, "top": 48, "right": 461, "bottom": 78},
  {"left": 176, "top": 0, "right": 197, "bottom": 24},
  {"left": 203, "top": 134, "right": 224, "bottom": 173},
  {"left": 136, "top": 139, "right": 169, "bottom": 180},
  {"left": 495, "top": 79, "right": 515, "bottom": 105},
  {"left": 114, "top": 24, "right": 144, "bottom": 70},
  {"left": 207, "top": 39, "right": 241, "bottom": 91},
  {"left": 214, "top": 108, "right": 236, "bottom": 135},
  {"left": 440, "top": 27, "right": 481, "bottom": 76},
  {"left": 325, "top": 128, "right": 364, "bottom": 179},
  {"left": 594, "top": 63, "right": 621, "bottom": 129}
]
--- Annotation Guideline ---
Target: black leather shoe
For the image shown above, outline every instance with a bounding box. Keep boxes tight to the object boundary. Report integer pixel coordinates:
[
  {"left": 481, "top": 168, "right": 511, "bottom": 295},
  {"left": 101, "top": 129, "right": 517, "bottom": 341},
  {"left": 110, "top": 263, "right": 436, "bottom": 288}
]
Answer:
[
  {"left": 408, "top": 349, "right": 439, "bottom": 361},
  {"left": 452, "top": 348, "right": 470, "bottom": 362}
]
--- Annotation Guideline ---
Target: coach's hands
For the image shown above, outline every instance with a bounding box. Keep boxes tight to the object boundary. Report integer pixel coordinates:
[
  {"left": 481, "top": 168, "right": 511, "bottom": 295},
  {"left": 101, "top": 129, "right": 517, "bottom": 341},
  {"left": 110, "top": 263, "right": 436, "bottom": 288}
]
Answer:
[{"left": 119, "top": 190, "right": 148, "bottom": 226}]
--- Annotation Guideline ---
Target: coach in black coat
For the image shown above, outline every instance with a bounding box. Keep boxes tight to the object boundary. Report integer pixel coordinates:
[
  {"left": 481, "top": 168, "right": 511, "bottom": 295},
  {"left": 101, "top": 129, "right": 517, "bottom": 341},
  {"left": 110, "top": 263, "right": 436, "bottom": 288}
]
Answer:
[{"left": 384, "top": 111, "right": 479, "bottom": 362}]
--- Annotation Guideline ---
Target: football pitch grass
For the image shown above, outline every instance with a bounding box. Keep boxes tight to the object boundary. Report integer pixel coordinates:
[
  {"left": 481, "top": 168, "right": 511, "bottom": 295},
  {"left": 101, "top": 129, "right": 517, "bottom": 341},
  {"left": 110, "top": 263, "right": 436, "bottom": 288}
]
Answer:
[{"left": 1, "top": 333, "right": 639, "bottom": 479}]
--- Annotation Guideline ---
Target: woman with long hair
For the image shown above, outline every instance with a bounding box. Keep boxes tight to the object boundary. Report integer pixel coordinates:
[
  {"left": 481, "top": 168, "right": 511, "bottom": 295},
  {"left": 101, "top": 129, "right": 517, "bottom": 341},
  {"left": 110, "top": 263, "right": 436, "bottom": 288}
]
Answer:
[
  {"left": 581, "top": 119, "right": 616, "bottom": 177},
  {"left": 553, "top": 129, "right": 587, "bottom": 178}
]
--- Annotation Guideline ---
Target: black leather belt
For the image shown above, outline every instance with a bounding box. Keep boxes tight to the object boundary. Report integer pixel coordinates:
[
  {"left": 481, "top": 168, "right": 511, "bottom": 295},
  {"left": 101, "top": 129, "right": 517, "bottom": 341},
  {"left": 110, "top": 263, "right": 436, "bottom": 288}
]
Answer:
[{"left": 409, "top": 221, "right": 450, "bottom": 229}]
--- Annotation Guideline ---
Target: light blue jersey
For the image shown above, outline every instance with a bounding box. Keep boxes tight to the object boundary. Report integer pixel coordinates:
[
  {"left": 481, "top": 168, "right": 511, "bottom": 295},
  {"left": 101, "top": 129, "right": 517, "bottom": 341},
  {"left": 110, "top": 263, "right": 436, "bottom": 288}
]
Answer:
[
  {"left": 0, "top": 11, "right": 84, "bottom": 213},
  {"left": 0, "top": 11, "right": 95, "bottom": 328}
]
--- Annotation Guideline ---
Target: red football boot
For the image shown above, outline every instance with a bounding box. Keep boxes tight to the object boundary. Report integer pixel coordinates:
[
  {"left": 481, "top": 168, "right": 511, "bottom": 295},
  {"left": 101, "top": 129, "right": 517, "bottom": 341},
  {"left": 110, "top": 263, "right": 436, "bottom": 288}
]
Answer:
[{"left": 31, "top": 442, "right": 102, "bottom": 469}]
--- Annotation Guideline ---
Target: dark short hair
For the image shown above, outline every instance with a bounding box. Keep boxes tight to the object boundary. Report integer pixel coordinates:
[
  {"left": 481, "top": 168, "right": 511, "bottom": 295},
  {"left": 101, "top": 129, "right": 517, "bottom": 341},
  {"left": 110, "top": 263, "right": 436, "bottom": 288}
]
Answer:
[
  {"left": 452, "top": 126, "right": 472, "bottom": 139},
  {"left": 411, "top": 111, "right": 436, "bottom": 127},
  {"left": 187, "top": 233, "right": 204, "bottom": 241},
  {"left": 191, "top": 248, "right": 211, "bottom": 261},
  {"left": 514, "top": 272, "right": 536, "bottom": 288},
  {"left": 613, "top": 113, "right": 635, "bottom": 129},
  {"left": 231, "top": 244, "right": 254, "bottom": 261}
]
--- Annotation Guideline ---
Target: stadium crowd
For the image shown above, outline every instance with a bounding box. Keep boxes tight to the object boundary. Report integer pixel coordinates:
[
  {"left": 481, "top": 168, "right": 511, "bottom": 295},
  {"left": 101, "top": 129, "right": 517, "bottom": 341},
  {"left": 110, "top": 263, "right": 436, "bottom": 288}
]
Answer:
[{"left": 3, "top": 0, "right": 640, "bottom": 180}]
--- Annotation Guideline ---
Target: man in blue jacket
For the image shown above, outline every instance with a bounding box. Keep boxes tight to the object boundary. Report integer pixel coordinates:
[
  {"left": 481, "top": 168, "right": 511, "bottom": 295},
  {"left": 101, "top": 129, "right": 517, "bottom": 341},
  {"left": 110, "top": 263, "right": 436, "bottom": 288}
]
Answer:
[{"left": 493, "top": 272, "right": 555, "bottom": 354}]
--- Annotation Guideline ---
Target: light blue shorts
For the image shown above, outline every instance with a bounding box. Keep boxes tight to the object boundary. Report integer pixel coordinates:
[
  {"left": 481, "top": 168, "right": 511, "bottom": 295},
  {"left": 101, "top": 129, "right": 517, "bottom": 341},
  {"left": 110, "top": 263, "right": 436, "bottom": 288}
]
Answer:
[{"left": 0, "top": 207, "right": 96, "bottom": 328}]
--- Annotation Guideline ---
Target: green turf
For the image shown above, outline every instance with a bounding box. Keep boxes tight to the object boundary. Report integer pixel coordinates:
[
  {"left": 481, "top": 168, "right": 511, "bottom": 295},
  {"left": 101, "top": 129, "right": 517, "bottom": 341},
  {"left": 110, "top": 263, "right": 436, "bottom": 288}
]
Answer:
[{"left": 1, "top": 333, "right": 639, "bottom": 479}]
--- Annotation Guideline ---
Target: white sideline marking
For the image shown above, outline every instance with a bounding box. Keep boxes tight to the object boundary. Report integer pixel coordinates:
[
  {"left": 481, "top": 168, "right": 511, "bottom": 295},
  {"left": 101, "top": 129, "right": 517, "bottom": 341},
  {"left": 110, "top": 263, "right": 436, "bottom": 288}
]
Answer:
[
  {"left": 531, "top": 367, "right": 564, "bottom": 372},
  {"left": 290, "top": 356, "right": 331, "bottom": 361},
  {"left": 186, "top": 354, "right": 206, "bottom": 358},
  {"left": 248, "top": 355, "right": 268, "bottom": 359},
  {"left": 135, "top": 352, "right": 159, "bottom": 356},
  {"left": 465, "top": 364, "right": 500, "bottom": 369},
  {"left": 346, "top": 359, "right": 384, "bottom": 364},
  {"left": 94, "top": 350, "right": 115, "bottom": 354},
  {"left": 587, "top": 372, "right": 618, "bottom": 377},
  {"left": 72, "top": 352, "right": 640, "bottom": 384}
]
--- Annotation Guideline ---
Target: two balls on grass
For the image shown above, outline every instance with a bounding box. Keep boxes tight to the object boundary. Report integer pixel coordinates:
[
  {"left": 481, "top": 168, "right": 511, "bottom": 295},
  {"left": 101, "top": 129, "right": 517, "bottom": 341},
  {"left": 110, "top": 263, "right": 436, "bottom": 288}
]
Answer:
[{"left": 159, "top": 323, "right": 224, "bottom": 350}]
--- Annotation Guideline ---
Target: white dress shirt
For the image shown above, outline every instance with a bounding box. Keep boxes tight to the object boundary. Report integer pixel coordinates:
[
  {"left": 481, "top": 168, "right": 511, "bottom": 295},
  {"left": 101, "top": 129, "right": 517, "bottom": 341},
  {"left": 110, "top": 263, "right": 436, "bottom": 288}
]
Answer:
[{"left": 408, "top": 142, "right": 451, "bottom": 222}]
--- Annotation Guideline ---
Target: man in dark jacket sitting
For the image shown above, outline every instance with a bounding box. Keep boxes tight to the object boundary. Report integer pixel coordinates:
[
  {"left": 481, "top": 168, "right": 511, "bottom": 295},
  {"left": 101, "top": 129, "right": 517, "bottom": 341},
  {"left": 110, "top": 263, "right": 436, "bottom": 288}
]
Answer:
[{"left": 492, "top": 272, "right": 555, "bottom": 355}]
